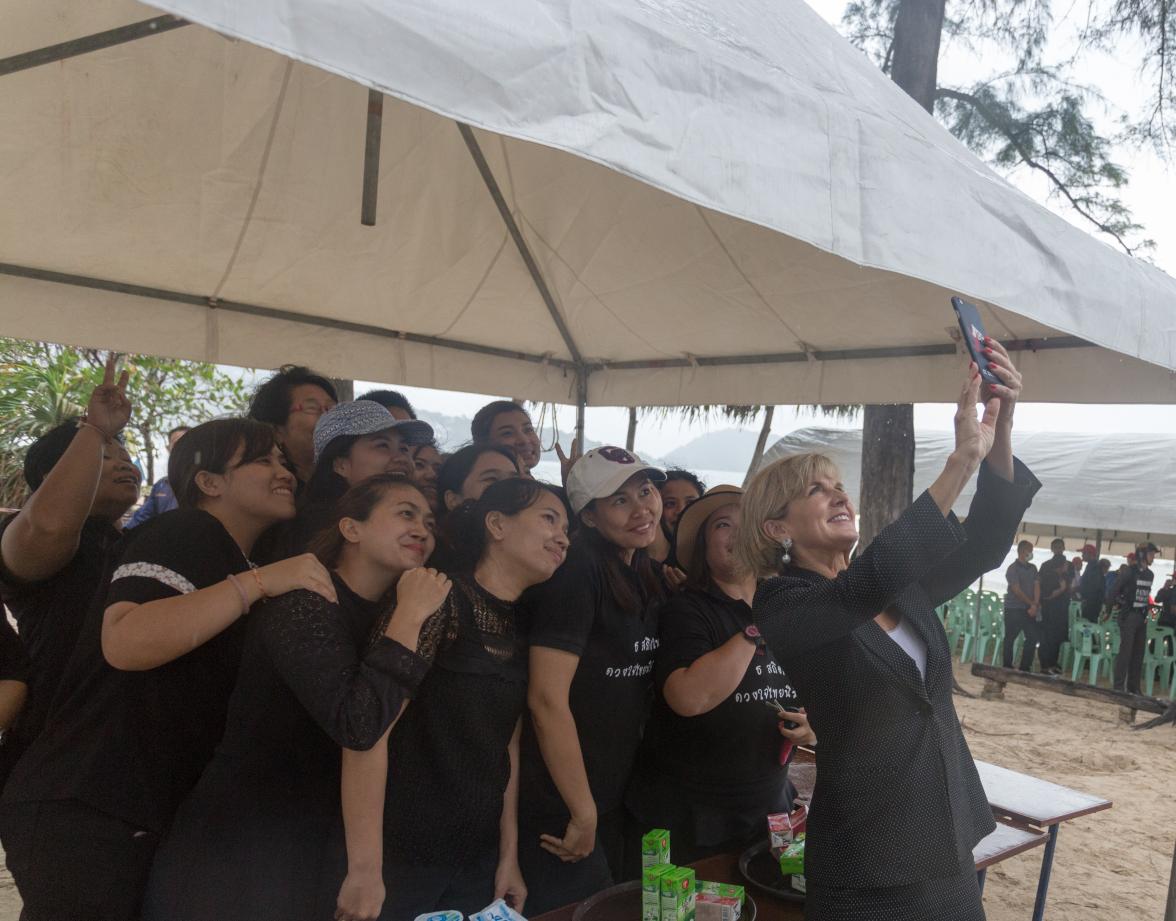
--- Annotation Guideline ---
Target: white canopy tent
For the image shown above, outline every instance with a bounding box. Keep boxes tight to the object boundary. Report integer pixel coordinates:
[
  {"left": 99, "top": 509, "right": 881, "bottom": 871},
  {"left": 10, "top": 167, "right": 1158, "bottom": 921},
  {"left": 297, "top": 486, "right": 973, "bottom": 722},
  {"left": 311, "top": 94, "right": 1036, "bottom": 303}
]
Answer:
[
  {"left": 759, "top": 427, "right": 1176, "bottom": 554},
  {"left": 3, "top": 0, "right": 1176, "bottom": 433}
]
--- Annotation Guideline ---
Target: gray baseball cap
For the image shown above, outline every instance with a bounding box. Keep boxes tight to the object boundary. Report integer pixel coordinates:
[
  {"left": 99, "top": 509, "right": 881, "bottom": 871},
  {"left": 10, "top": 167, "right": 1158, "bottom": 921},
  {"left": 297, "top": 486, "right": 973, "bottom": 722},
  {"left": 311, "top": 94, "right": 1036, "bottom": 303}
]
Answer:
[{"left": 313, "top": 400, "right": 434, "bottom": 462}]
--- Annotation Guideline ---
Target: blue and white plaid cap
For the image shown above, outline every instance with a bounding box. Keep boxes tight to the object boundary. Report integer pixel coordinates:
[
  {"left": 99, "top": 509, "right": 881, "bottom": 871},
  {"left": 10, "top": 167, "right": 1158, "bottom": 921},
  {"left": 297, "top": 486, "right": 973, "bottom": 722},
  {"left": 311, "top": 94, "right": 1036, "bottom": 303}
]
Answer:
[{"left": 313, "top": 400, "right": 434, "bottom": 462}]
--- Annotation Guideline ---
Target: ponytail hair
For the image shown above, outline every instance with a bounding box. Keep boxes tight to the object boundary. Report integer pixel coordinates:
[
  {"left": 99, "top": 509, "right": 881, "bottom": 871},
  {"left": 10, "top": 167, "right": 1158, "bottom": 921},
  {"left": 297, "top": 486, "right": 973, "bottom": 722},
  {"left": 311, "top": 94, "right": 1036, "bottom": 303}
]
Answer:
[
  {"left": 442, "top": 477, "right": 568, "bottom": 573},
  {"left": 307, "top": 473, "right": 423, "bottom": 568}
]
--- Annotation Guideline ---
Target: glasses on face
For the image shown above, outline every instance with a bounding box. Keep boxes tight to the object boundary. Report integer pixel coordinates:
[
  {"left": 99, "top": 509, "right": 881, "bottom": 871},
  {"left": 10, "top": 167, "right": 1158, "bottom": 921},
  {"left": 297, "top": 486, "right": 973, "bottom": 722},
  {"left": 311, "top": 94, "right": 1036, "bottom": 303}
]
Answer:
[{"left": 289, "top": 399, "right": 337, "bottom": 417}]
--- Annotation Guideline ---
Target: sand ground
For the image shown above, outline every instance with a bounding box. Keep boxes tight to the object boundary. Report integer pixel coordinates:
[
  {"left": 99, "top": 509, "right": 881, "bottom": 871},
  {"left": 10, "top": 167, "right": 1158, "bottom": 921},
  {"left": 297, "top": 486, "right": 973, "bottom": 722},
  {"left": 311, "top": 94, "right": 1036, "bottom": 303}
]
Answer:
[{"left": 0, "top": 661, "right": 1170, "bottom": 919}]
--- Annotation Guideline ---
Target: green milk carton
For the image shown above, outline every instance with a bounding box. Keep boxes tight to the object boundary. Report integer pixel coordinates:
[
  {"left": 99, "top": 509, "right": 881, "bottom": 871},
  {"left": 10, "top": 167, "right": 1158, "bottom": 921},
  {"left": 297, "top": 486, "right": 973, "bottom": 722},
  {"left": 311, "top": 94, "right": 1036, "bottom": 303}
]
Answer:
[
  {"left": 643, "top": 864, "right": 674, "bottom": 921},
  {"left": 641, "top": 827, "right": 672, "bottom": 867},
  {"left": 660, "top": 867, "right": 696, "bottom": 921},
  {"left": 696, "top": 881, "right": 745, "bottom": 906}
]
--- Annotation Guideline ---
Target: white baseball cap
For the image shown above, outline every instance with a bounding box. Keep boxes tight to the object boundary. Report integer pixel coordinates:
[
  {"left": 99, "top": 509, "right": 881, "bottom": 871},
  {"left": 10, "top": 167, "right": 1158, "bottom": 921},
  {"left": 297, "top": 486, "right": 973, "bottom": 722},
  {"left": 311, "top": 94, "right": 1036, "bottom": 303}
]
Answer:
[{"left": 566, "top": 446, "right": 666, "bottom": 514}]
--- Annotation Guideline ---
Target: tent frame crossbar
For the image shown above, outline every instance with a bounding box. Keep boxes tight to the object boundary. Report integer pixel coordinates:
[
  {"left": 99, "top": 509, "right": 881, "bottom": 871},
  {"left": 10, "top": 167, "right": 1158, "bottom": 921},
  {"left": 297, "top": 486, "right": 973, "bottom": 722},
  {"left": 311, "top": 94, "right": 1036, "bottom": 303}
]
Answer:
[
  {"left": 0, "top": 260, "right": 1095, "bottom": 382},
  {"left": 0, "top": 15, "right": 190, "bottom": 77}
]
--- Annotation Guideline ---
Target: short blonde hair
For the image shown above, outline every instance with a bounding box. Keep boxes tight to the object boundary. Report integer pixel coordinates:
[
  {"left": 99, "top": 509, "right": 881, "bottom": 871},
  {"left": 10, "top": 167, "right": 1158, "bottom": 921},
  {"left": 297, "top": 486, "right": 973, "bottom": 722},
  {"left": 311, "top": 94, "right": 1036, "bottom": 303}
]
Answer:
[{"left": 736, "top": 452, "right": 842, "bottom": 579}]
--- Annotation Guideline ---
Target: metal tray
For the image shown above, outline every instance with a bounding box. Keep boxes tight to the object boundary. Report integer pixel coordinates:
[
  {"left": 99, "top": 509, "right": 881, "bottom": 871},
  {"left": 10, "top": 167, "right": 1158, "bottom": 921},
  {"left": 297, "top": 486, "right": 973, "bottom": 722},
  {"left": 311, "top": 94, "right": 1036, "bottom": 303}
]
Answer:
[{"left": 738, "top": 840, "right": 806, "bottom": 904}]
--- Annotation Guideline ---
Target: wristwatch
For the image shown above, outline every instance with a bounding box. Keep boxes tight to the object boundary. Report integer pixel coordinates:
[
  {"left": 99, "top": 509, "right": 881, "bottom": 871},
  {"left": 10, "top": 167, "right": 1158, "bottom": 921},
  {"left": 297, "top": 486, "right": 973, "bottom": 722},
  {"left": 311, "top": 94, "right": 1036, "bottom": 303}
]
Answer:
[{"left": 742, "top": 624, "right": 767, "bottom": 653}]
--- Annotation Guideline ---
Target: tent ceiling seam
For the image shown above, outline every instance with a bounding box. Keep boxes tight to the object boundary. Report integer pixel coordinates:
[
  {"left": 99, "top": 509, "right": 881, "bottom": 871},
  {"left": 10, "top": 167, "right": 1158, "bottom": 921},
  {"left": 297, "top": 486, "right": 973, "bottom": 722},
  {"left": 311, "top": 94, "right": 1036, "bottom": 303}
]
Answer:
[
  {"left": 434, "top": 233, "right": 511, "bottom": 338},
  {"left": 212, "top": 59, "right": 294, "bottom": 299},
  {"left": 456, "top": 122, "right": 585, "bottom": 367},
  {"left": 0, "top": 15, "right": 189, "bottom": 77}
]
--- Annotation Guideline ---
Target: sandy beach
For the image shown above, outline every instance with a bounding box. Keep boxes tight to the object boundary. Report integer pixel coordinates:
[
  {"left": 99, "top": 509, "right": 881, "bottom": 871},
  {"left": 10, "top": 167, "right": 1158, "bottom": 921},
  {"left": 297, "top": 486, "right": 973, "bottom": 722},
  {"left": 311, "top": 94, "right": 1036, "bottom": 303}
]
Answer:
[{"left": 0, "top": 660, "right": 1170, "bottom": 919}]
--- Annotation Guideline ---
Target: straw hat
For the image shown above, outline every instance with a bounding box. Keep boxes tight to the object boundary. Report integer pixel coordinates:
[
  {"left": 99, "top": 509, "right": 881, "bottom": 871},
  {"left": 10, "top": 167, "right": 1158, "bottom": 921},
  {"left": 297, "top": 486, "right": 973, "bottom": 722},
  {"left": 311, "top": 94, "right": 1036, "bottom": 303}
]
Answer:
[{"left": 674, "top": 485, "right": 744, "bottom": 573}]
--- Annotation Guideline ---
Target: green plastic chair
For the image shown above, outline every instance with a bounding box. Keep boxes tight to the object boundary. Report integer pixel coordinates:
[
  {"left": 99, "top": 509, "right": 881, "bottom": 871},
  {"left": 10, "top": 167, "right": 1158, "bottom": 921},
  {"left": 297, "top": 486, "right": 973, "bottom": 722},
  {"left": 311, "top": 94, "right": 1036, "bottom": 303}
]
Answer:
[
  {"left": 1144, "top": 625, "right": 1176, "bottom": 696},
  {"left": 1069, "top": 621, "right": 1103, "bottom": 685},
  {"left": 958, "top": 603, "right": 981, "bottom": 664},
  {"left": 1096, "top": 622, "right": 1121, "bottom": 685},
  {"left": 973, "top": 604, "right": 1002, "bottom": 665}
]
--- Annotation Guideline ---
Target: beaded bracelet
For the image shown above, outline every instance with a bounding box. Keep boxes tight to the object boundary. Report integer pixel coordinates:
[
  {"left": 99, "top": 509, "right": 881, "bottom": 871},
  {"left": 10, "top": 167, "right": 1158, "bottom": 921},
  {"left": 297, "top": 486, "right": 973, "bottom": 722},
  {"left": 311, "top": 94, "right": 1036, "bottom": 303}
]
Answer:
[{"left": 226, "top": 573, "right": 250, "bottom": 617}]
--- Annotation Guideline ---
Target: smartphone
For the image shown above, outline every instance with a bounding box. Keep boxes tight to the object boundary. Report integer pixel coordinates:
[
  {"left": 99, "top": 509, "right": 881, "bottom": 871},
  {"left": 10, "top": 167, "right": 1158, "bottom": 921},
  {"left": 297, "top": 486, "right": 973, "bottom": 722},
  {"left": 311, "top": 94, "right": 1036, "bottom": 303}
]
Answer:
[
  {"left": 951, "top": 296, "right": 1001, "bottom": 386},
  {"left": 780, "top": 706, "right": 801, "bottom": 731}
]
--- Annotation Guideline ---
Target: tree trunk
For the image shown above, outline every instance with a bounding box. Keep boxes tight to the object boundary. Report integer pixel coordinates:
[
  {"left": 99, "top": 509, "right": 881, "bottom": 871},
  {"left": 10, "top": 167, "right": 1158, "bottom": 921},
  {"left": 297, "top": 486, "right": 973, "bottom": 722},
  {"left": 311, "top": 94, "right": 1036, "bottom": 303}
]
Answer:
[
  {"left": 139, "top": 424, "right": 155, "bottom": 486},
  {"left": 625, "top": 407, "right": 638, "bottom": 452},
  {"left": 855, "top": 0, "right": 944, "bottom": 549},
  {"left": 743, "top": 405, "right": 775, "bottom": 487},
  {"left": 331, "top": 379, "right": 355, "bottom": 402},
  {"left": 858, "top": 405, "right": 915, "bottom": 548}
]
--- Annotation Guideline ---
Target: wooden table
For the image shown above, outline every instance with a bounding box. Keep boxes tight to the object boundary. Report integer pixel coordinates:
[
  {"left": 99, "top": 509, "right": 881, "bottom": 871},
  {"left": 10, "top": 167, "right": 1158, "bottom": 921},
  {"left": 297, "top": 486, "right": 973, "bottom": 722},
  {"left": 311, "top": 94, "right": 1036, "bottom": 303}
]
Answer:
[{"left": 975, "top": 760, "right": 1112, "bottom": 921}]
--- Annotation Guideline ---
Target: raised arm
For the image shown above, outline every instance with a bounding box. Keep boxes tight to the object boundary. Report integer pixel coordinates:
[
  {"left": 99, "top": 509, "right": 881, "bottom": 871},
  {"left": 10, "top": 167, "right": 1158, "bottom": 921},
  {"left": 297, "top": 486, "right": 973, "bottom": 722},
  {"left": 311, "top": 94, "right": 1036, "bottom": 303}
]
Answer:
[{"left": 1, "top": 357, "right": 130, "bottom": 582}]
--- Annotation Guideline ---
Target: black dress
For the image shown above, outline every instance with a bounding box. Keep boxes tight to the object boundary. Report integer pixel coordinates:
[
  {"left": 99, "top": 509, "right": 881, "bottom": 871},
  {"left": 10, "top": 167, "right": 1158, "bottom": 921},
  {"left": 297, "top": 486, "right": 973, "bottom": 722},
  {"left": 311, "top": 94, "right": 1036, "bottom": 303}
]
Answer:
[
  {"left": 627, "top": 581, "right": 800, "bottom": 866},
  {"left": 754, "top": 460, "right": 1040, "bottom": 921},
  {"left": 0, "top": 510, "right": 253, "bottom": 921},
  {"left": 143, "top": 573, "right": 426, "bottom": 921},
  {"left": 379, "top": 575, "right": 528, "bottom": 918}
]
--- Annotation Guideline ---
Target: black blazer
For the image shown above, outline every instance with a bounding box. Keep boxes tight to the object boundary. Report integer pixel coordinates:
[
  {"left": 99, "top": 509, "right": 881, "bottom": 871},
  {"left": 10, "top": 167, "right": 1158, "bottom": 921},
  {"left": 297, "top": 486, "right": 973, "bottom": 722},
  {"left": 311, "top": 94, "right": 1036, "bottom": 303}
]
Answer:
[{"left": 755, "top": 459, "right": 1040, "bottom": 888}]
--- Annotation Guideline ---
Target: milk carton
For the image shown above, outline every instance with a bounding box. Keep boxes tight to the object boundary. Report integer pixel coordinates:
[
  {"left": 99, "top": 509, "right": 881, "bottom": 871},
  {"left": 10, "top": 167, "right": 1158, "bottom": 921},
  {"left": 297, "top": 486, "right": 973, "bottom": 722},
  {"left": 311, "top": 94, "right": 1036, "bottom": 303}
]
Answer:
[
  {"left": 641, "top": 828, "right": 672, "bottom": 867},
  {"left": 642, "top": 864, "right": 674, "bottom": 921},
  {"left": 660, "top": 867, "right": 696, "bottom": 921}
]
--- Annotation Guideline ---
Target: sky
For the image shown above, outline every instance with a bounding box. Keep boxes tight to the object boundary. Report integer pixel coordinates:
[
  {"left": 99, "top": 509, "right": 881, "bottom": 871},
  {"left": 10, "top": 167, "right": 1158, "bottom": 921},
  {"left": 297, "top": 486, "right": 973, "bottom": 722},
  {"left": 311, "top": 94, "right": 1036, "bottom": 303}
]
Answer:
[{"left": 341, "top": 0, "right": 1176, "bottom": 466}]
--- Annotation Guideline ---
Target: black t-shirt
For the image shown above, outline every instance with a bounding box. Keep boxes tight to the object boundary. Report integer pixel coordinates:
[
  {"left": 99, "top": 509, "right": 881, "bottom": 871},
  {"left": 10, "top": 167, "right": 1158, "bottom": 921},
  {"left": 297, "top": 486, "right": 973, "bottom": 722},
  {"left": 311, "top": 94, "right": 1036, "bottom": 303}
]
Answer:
[
  {"left": 0, "top": 515, "right": 120, "bottom": 758},
  {"left": 1038, "top": 556, "right": 1071, "bottom": 611},
  {"left": 0, "top": 616, "right": 29, "bottom": 685},
  {"left": 1114, "top": 564, "right": 1155, "bottom": 616},
  {"left": 1157, "top": 585, "right": 1176, "bottom": 629},
  {"left": 2, "top": 509, "right": 251, "bottom": 833},
  {"left": 519, "top": 547, "right": 662, "bottom": 823}
]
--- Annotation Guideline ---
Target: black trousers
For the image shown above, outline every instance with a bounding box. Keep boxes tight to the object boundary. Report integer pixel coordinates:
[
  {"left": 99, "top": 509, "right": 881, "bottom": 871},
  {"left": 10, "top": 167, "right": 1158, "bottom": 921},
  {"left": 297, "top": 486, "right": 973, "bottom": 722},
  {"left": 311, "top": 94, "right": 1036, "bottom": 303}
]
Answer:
[
  {"left": 379, "top": 848, "right": 499, "bottom": 919},
  {"left": 515, "top": 807, "right": 624, "bottom": 915},
  {"left": 0, "top": 799, "right": 160, "bottom": 921},
  {"left": 1081, "top": 600, "right": 1103, "bottom": 623},
  {"left": 1114, "top": 611, "right": 1148, "bottom": 694},
  {"left": 1038, "top": 601, "right": 1070, "bottom": 669},
  {"left": 1002, "top": 607, "right": 1040, "bottom": 670}
]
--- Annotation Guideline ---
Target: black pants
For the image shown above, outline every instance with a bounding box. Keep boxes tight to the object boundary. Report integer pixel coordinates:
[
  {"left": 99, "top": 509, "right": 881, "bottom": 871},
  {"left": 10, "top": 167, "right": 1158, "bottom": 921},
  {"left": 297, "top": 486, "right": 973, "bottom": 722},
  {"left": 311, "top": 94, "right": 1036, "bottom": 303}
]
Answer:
[
  {"left": 1081, "top": 601, "right": 1103, "bottom": 623},
  {"left": 0, "top": 799, "right": 160, "bottom": 921},
  {"left": 379, "top": 848, "right": 499, "bottom": 920},
  {"left": 1002, "top": 607, "right": 1040, "bottom": 670},
  {"left": 1114, "top": 611, "right": 1148, "bottom": 694},
  {"left": 1038, "top": 601, "right": 1070, "bottom": 669},
  {"left": 515, "top": 807, "right": 624, "bottom": 915}
]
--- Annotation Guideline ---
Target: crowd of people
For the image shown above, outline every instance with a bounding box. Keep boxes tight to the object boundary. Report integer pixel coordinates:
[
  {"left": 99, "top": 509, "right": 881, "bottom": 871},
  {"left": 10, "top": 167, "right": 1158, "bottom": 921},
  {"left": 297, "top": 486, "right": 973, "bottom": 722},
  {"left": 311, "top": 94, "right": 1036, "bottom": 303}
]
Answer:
[
  {"left": 1001, "top": 535, "right": 1166, "bottom": 694},
  {"left": 0, "top": 346, "right": 1033, "bottom": 921}
]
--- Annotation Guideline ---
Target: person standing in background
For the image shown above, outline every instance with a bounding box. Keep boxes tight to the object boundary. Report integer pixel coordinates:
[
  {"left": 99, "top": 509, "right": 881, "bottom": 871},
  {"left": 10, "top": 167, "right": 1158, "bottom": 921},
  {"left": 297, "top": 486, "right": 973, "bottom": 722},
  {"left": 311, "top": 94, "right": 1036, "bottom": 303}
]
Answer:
[
  {"left": 357, "top": 389, "right": 417, "bottom": 421},
  {"left": 248, "top": 366, "right": 338, "bottom": 487},
  {"left": 649, "top": 469, "right": 705, "bottom": 565},
  {"left": 1078, "top": 545, "right": 1105, "bottom": 623},
  {"left": 126, "top": 426, "right": 190, "bottom": 529},
  {"left": 1001, "top": 540, "right": 1040, "bottom": 672},
  {"left": 1112, "top": 542, "right": 1158, "bottom": 694},
  {"left": 1036, "top": 539, "right": 1071, "bottom": 676}
]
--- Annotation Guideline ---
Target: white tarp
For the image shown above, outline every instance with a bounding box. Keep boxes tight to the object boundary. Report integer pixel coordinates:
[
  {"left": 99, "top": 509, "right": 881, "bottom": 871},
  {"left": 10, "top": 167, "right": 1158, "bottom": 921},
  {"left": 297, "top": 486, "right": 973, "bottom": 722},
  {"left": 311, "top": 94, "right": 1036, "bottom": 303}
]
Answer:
[
  {"left": 760, "top": 427, "right": 1176, "bottom": 553},
  {"left": 2, "top": 0, "right": 1176, "bottom": 405}
]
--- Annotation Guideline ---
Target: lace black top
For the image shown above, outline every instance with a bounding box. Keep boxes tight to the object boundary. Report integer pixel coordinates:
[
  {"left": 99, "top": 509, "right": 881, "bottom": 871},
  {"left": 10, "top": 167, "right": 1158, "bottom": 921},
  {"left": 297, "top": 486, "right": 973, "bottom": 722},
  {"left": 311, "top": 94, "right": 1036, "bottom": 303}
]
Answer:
[
  {"left": 141, "top": 572, "right": 428, "bottom": 919},
  {"left": 382, "top": 575, "right": 527, "bottom": 865}
]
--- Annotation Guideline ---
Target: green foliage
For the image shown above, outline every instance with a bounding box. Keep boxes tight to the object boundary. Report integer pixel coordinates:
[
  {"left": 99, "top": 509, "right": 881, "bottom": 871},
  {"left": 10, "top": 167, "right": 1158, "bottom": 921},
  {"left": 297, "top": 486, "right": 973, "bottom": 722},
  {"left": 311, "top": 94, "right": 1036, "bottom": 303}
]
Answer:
[
  {"left": 1089, "top": 0, "right": 1176, "bottom": 145},
  {"left": 841, "top": 0, "right": 1157, "bottom": 255},
  {"left": 0, "top": 338, "right": 252, "bottom": 506}
]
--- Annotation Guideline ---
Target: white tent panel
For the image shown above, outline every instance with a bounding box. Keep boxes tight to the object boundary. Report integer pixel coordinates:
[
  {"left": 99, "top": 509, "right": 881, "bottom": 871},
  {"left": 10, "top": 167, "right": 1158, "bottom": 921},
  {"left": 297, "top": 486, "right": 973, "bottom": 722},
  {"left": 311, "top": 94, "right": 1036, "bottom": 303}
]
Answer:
[
  {"left": 759, "top": 427, "right": 1176, "bottom": 552},
  {"left": 2, "top": 0, "right": 1176, "bottom": 404}
]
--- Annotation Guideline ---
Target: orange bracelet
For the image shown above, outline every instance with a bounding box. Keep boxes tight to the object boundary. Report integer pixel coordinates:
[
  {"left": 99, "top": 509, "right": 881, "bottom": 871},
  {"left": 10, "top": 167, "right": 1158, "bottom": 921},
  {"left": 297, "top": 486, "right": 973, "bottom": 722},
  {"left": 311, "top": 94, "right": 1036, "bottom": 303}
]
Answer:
[{"left": 250, "top": 566, "right": 267, "bottom": 599}]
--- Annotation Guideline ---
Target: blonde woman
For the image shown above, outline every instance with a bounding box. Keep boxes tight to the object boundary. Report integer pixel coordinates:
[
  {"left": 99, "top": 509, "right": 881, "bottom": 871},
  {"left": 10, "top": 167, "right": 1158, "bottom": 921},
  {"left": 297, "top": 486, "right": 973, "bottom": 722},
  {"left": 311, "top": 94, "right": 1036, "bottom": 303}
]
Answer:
[{"left": 738, "top": 348, "right": 1038, "bottom": 921}]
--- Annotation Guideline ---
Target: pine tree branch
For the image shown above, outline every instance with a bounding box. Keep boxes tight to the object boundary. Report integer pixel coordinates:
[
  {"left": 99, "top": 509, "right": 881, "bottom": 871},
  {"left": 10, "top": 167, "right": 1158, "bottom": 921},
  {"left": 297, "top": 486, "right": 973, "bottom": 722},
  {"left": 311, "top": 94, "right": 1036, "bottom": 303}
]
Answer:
[{"left": 937, "top": 86, "right": 1141, "bottom": 255}]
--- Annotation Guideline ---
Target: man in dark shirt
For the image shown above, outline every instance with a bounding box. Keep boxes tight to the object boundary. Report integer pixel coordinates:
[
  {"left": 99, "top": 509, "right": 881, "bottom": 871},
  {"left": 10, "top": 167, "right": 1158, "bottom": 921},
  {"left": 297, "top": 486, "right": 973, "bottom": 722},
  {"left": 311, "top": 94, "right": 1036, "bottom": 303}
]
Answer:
[
  {"left": 1002, "top": 540, "right": 1040, "bottom": 671},
  {"left": 1078, "top": 545, "right": 1105, "bottom": 623},
  {"left": 1037, "top": 539, "right": 1071, "bottom": 675},
  {"left": 1157, "top": 577, "right": 1176, "bottom": 631},
  {"left": 1112, "top": 542, "right": 1158, "bottom": 694},
  {"left": 0, "top": 357, "right": 138, "bottom": 777}
]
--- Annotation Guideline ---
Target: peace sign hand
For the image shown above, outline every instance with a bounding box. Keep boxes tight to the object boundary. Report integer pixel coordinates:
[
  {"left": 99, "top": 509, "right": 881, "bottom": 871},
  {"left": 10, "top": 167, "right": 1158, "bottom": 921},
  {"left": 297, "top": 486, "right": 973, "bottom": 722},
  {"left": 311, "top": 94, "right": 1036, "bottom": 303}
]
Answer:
[
  {"left": 555, "top": 437, "right": 582, "bottom": 486},
  {"left": 84, "top": 354, "right": 132, "bottom": 438}
]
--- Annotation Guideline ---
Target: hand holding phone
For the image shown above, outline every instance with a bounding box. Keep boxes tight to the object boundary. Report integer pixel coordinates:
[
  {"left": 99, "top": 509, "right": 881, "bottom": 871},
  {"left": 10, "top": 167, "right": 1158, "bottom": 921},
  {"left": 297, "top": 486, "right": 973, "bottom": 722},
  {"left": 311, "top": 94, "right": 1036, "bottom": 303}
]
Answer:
[{"left": 951, "top": 297, "right": 1001, "bottom": 387}]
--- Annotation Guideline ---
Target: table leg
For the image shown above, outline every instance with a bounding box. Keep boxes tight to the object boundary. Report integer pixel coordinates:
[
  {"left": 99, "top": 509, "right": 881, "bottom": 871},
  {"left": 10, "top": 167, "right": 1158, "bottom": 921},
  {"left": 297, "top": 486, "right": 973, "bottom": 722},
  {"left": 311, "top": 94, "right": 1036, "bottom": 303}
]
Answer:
[
  {"left": 977, "top": 868, "right": 987, "bottom": 894},
  {"left": 1031, "top": 825, "right": 1059, "bottom": 921}
]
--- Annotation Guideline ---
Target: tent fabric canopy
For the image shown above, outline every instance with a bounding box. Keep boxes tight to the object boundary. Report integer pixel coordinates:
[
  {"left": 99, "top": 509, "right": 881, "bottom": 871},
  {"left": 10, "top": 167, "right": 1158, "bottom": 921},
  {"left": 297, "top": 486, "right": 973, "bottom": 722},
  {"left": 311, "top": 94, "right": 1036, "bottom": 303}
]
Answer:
[
  {"left": 2, "top": 0, "right": 1176, "bottom": 406},
  {"left": 759, "top": 427, "right": 1176, "bottom": 554}
]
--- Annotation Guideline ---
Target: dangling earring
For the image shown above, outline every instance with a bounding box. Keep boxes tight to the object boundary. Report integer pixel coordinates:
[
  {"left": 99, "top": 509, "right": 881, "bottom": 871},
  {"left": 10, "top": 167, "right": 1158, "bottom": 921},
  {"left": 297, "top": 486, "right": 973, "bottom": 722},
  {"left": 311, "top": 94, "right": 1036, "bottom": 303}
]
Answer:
[{"left": 780, "top": 537, "right": 793, "bottom": 566}]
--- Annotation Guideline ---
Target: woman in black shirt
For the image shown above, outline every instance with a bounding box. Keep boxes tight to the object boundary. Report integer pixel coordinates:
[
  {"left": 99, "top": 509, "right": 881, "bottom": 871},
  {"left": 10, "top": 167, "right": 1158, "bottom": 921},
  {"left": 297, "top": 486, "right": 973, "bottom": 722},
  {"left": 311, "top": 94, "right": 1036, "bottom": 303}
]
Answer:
[
  {"left": 143, "top": 474, "right": 445, "bottom": 921},
  {"left": 340, "top": 477, "right": 570, "bottom": 919},
  {"left": 627, "top": 485, "right": 814, "bottom": 867},
  {"left": 519, "top": 447, "right": 670, "bottom": 914},
  {"left": 0, "top": 418, "right": 335, "bottom": 921}
]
